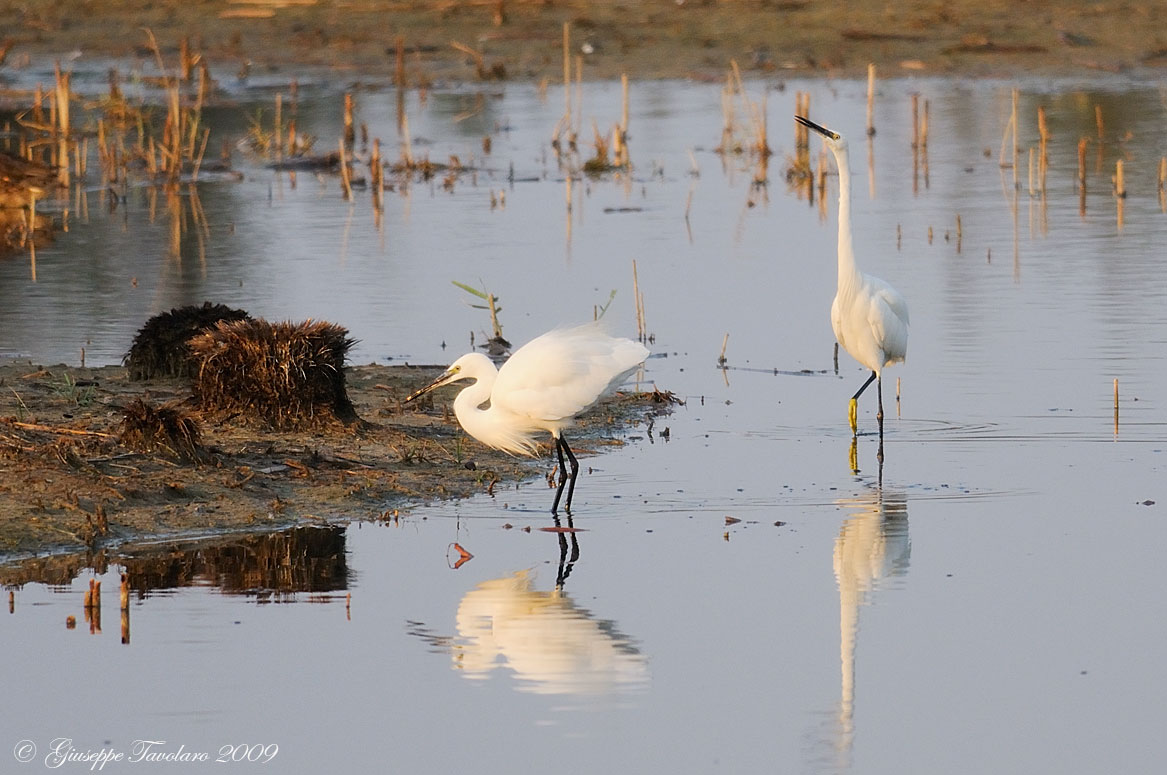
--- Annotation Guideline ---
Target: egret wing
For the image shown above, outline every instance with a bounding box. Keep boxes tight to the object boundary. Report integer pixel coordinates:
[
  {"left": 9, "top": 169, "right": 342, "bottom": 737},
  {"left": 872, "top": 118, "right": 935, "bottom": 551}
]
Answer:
[
  {"left": 867, "top": 281, "right": 910, "bottom": 365},
  {"left": 493, "top": 325, "right": 647, "bottom": 422}
]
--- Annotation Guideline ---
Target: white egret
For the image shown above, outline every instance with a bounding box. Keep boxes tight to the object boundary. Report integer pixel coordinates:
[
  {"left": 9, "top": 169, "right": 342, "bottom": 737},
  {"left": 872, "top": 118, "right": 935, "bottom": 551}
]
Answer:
[
  {"left": 795, "top": 115, "right": 909, "bottom": 437},
  {"left": 404, "top": 323, "right": 649, "bottom": 513}
]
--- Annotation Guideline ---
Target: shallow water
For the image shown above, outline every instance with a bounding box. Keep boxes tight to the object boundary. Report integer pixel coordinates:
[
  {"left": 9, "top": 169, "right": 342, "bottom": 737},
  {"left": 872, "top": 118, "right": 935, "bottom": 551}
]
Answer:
[{"left": 3, "top": 69, "right": 1167, "bottom": 773}]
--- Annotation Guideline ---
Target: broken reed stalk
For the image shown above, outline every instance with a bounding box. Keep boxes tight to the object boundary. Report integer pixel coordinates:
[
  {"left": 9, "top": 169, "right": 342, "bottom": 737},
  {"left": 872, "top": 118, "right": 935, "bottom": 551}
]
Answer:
[
  {"left": 450, "top": 40, "right": 486, "bottom": 79},
  {"left": 727, "top": 59, "right": 769, "bottom": 157},
  {"left": 1160, "top": 157, "right": 1167, "bottom": 213},
  {"left": 1000, "top": 89, "right": 1019, "bottom": 182},
  {"left": 793, "top": 91, "right": 811, "bottom": 177},
  {"left": 632, "top": 259, "right": 646, "bottom": 343},
  {"left": 143, "top": 26, "right": 167, "bottom": 80},
  {"left": 27, "top": 191, "right": 36, "bottom": 249},
  {"left": 339, "top": 138, "right": 352, "bottom": 199},
  {"left": 180, "top": 37, "right": 193, "bottom": 81},
  {"left": 1037, "top": 105, "right": 1048, "bottom": 193},
  {"left": 920, "top": 98, "right": 929, "bottom": 149},
  {"left": 1079, "top": 138, "right": 1089, "bottom": 216},
  {"left": 54, "top": 62, "right": 71, "bottom": 185},
  {"left": 1078, "top": 138, "right": 1089, "bottom": 191},
  {"left": 485, "top": 292, "right": 503, "bottom": 340},
  {"left": 32, "top": 83, "right": 44, "bottom": 125},
  {"left": 343, "top": 93, "right": 355, "bottom": 148},
  {"left": 620, "top": 73, "right": 629, "bottom": 136},
  {"left": 197, "top": 60, "right": 211, "bottom": 109},
  {"left": 718, "top": 333, "right": 729, "bottom": 367},
  {"left": 1113, "top": 378, "right": 1119, "bottom": 435},
  {"left": 956, "top": 214, "right": 963, "bottom": 253},
  {"left": 274, "top": 93, "right": 283, "bottom": 157},
  {"left": 1095, "top": 104, "right": 1104, "bottom": 141},
  {"left": 1012, "top": 89, "right": 1019, "bottom": 189},
  {"left": 370, "top": 138, "right": 383, "bottom": 211},
  {"left": 866, "top": 63, "right": 876, "bottom": 136},
  {"left": 401, "top": 112, "right": 414, "bottom": 168},
  {"left": 120, "top": 573, "right": 129, "bottom": 611},
  {"left": 575, "top": 54, "right": 583, "bottom": 138},
  {"left": 816, "top": 147, "right": 827, "bottom": 203},
  {"left": 396, "top": 36, "right": 406, "bottom": 88},
  {"left": 910, "top": 94, "right": 919, "bottom": 149},
  {"left": 166, "top": 82, "right": 182, "bottom": 181},
  {"left": 1115, "top": 159, "right": 1125, "bottom": 229},
  {"left": 1027, "top": 147, "right": 1035, "bottom": 196},
  {"left": 563, "top": 22, "right": 571, "bottom": 134},
  {"left": 720, "top": 78, "right": 738, "bottom": 153},
  {"left": 191, "top": 127, "right": 210, "bottom": 182}
]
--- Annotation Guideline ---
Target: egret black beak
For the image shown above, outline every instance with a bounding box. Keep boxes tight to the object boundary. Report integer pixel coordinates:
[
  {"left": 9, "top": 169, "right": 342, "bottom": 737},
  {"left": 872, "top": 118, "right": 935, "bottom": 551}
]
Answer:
[
  {"left": 794, "top": 115, "right": 841, "bottom": 141},
  {"left": 404, "top": 368, "right": 457, "bottom": 403}
]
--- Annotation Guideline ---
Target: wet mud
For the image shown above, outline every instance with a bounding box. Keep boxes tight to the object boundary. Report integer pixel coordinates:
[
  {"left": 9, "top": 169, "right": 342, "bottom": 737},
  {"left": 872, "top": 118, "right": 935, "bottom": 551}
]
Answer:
[{"left": 0, "top": 358, "right": 670, "bottom": 560}]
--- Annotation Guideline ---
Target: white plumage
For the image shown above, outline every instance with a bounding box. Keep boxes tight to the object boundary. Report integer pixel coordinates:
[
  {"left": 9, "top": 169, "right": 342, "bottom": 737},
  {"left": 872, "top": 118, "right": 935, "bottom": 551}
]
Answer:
[
  {"left": 405, "top": 323, "right": 649, "bottom": 512},
  {"left": 797, "top": 115, "right": 909, "bottom": 436}
]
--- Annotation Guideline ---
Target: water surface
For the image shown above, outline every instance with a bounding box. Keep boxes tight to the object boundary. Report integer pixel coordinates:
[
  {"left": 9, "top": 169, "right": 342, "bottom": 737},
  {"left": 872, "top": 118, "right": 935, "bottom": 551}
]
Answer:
[{"left": 2, "top": 70, "right": 1166, "bottom": 773}]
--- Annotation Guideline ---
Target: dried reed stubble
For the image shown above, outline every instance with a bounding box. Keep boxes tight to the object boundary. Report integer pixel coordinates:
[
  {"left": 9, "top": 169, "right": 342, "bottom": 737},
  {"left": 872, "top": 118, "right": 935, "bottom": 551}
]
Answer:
[
  {"left": 124, "top": 302, "right": 251, "bottom": 380},
  {"left": 188, "top": 318, "right": 358, "bottom": 429},
  {"left": 118, "top": 397, "right": 205, "bottom": 462}
]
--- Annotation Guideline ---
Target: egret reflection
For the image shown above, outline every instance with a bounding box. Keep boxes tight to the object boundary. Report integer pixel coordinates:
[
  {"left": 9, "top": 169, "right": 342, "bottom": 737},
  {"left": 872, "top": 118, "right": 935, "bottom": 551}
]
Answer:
[
  {"left": 829, "top": 486, "right": 911, "bottom": 770},
  {"left": 411, "top": 530, "right": 647, "bottom": 696},
  {"left": 448, "top": 569, "right": 648, "bottom": 695}
]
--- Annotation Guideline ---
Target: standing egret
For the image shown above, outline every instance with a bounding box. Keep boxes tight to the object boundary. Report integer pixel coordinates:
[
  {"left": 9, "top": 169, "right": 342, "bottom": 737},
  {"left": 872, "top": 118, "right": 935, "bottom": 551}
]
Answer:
[
  {"left": 795, "top": 115, "right": 909, "bottom": 437},
  {"left": 404, "top": 323, "right": 649, "bottom": 514}
]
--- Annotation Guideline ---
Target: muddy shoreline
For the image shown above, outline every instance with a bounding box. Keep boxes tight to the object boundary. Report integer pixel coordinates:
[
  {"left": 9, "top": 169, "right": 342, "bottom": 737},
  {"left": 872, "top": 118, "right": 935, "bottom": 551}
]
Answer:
[
  {"left": 0, "top": 358, "right": 671, "bottom": 565},
  {"left": 2, "top": 1, "right": 1163, "bottom": 85}
]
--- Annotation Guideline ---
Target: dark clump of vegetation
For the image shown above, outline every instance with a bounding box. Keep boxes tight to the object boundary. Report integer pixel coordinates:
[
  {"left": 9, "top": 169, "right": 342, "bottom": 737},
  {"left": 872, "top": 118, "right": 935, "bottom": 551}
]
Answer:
[
  {"left": 118, "top": 398, "right": 206, "bottom": 462},
  {"left": 187, "top": 318, "right": 359, "bottom": 429},
  {"left": 124, "top": 302, "right": 251, "bottom": 381}
]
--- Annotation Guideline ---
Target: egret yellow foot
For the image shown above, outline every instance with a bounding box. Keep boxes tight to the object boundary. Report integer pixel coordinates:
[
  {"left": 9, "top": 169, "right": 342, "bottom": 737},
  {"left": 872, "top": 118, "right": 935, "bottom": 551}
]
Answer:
[
  {"left": 848, "top": 398, "right": 858, "bottom": 435},
  {"left": 849, "top": 436, "right": 858, "bottom": 473}
]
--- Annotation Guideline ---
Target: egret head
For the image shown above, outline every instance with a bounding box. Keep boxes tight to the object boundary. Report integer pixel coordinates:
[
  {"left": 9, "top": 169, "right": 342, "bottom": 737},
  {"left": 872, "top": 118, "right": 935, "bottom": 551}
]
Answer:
[
  {"left": 404, "top": 352, "right": 492, "bottom": 403},
  {"left": 795, "top": 115, "right": 846, "bottom": 152}
]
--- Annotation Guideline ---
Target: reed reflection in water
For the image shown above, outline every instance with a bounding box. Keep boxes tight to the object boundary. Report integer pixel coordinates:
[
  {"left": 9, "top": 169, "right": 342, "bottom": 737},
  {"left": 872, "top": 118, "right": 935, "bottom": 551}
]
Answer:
[{"left": 1, "top": 525, "right": 349, "bottom": 600}]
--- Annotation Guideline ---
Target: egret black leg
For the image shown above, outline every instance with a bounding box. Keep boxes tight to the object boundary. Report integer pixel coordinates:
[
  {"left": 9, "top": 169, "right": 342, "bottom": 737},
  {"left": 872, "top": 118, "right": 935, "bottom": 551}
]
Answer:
[
  {"left": 852, "top": 370, "right": 877, "bottom": 402},
  {"left": 560, "top": 434, "right": 580, "bottom": 512},
  {"left": 876, "top": 374, "right": 884, "bottom": 437},
  {"left": 551, "top": 436, "right": 569, "bottom": 514}
]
